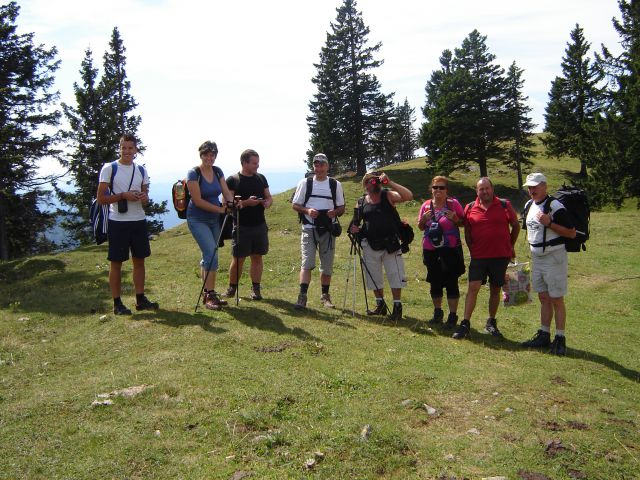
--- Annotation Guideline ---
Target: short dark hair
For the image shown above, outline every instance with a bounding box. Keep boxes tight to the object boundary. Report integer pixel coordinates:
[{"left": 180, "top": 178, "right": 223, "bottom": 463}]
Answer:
[
  {"left": 240, "top": 149, "right": 259, "bottom": 164},
  {"left": 119, "top": 133, "right": 138, "bottom": 146}
]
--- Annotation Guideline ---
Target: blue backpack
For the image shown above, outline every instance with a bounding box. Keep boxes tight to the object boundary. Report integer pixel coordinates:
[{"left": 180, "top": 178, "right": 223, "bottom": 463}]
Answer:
[{"left": 89, "top": 162, "right": 145, "bottom": 245}]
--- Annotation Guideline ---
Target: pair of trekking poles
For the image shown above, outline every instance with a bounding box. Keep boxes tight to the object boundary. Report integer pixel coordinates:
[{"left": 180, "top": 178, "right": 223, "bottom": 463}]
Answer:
[
  {"left": 194, "top": 196, "right": 241, "bottom": 313},
  {"left": 342, "top": 209, "right": 387, "bottom": 317}
]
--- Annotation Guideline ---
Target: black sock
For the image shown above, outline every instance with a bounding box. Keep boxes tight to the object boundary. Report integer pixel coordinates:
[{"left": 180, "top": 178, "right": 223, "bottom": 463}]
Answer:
[
  {"left": 321, "top": 284, "right": 329, "bottom": 295},
  {"left": 229, "top": 283, "right": 238, "bottom": 289},
  {"left": 114, "top": 297, "right": 123, "bottom": 306},
  {"left": 300, "top": 283, "right": 309, "bottom": 294},
  {"left": 136, "top": 293, "right": 145, "bottom": 303},
  {"left": 252, "top": 282, "right": 260, "bottom": 289}
]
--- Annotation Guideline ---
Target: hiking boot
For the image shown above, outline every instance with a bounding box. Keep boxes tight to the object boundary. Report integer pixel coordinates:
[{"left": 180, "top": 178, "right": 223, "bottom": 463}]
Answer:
[
  {"left": 294, "top": 293, "right": 307, "bottom": 310},
  {"left": 521, "top": 329, "right": 551, "bottom": 348},
  {"left": 427, "top": 308, "right": 444, "bottom": 326},
  {"left": 367, "top": 301, "right": 388, "bottom": 316},
  {"left": 444, "top": 313, "right": 458, "bottom": 330},
  {"left": 250, "top": 285, "right": 262, "bottom": 300},
  {"left": 320, "top": 293, "right": 335, "bottom": 308},
  {"left": 549, "top": 335, "right": 567, "bottom": 356},
  {"left": 202, "top": 290, "right": 228, "bottom": 306},
  {"left": 224, "top": 286, "right": 237, "bottom": 298},
  {"left": 135, "top": 296, "right": 159, "bottom": 311},
  {"left": 452, "top": 320, "right": 470, "bottom": 340},
  {"left": 387, "top": 303, "right": 403, "bottom": 322},
  {"left": 204, "top": 291, "right": 224, "bottom": 311},
  {"left": 114, "top": 303, "right": 132, "bottom": 315},
  {"left": 484, "top": 318, "right": 503, "bottom": 337}
]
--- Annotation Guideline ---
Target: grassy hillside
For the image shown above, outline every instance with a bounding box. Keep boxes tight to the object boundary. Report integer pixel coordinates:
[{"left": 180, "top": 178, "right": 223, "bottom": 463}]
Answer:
[{"left": 1, "top": 140, "right": 639, "bottom": 479}]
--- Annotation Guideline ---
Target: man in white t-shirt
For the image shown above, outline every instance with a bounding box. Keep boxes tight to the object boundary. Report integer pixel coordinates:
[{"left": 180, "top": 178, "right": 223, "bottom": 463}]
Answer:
[
  {"left": 96, "top": 134, "right": 159, "bottom": 315},
  {"left": 520, "top": 172, "right": 576, "bottom": 355},
  {"left": 291, "top": 153, "right": 345, "bottom": 309}
]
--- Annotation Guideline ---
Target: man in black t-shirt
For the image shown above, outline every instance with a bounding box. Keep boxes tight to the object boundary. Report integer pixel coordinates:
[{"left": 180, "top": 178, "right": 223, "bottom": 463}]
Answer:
[{"left": 224, "top": 149, "right": 273, "bottom": 300}]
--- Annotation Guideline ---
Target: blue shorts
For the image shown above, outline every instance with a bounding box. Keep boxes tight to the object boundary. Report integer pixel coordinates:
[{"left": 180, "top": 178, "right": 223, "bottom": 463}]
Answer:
[
  {"left": 188, "top": 215, "right": 222, "bottom": 271},
  {"left": 107, "top": 220, "right": 151, "bottom": 262}
]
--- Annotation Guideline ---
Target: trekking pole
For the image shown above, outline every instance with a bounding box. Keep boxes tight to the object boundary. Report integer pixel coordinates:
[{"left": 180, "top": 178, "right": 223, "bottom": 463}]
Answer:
[
  {"left": 195, "top": 210, "right": 232, "bottom": 313},
  {"left": 352, "top": 241, "right": 357, "bottom": 315},
  {"left": 234, "top": 195, "right": 241, "bottom": 306}
]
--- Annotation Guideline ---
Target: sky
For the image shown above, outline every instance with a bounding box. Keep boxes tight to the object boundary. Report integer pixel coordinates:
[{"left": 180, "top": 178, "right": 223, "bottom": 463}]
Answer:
[{"left": 18, "top": 0, "right": 623, "bottom": 184}]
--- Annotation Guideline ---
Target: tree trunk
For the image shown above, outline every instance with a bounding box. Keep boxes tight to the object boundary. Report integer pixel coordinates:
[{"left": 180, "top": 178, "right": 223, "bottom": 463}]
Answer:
[
  {"left": 478, "top": 158, "right": 488, "bottom": 178},
  {"left": 0, "top": 199, "right": 9, "bottom": 261},
  {"left": 579, "top": 160, "right": 587, "bottom": 178}
]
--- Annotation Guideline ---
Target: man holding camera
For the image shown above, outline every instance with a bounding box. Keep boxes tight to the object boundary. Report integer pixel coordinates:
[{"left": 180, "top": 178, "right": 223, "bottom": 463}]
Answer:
[
  {"left": 224, "top": 149, "right": 272, "bottom": 300},
  {"left": 96, "top": 133, "right": 159, "bottom": 315},
  {"left": 349, "top": 171, "right": 413, "bottom": 321},
  {"left": 292, "top": 153, "right": 345, "bottom": 309}
]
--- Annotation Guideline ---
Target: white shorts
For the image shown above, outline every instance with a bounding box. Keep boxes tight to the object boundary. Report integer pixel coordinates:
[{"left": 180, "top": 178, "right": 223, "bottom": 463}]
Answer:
[
  {"left": 300, "top": 228, "right": 335, "bottom": 276},
  {"left": 361, "top": 239, "right": 407, "bottom": 290},
  {"left": 532, "top": 248, "right": 568, "bottom": 298}
]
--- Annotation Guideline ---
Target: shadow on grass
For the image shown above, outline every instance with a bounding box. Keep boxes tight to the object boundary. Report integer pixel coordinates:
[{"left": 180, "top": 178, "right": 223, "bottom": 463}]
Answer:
[
  {"left": 224, "top": 303, "right": 322, "bottom": 342},
  {"left": 426, "top": 322, "right": 640, "bottom": 383},
  {"left": 263, "top": 298, "right": 357, "bottom": 330},
  {"left": 136, "top": 310, "right": 227, "bottom": 335},
  {"left": 0, "top": 257, "right": 66, "bottom": 283},
  {"left": 1, "top": 265, "right": 111, "bottom": 315}
]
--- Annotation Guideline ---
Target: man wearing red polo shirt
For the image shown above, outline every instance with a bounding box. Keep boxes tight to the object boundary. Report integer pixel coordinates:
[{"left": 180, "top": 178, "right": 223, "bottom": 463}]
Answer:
[{"left": 453, "top": 177, "right": 521, "bottom": 339}]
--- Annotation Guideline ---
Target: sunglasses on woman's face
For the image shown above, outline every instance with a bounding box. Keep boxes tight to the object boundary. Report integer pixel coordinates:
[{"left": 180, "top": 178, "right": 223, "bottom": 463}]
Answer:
[{"left": 432, "top": 185, "right": 446, "bottom": 190}]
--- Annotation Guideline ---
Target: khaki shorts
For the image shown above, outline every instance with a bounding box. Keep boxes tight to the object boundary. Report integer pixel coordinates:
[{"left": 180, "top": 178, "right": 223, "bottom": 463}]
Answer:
[
  {"left": 301, "top": 228, "right": 335, "bottom": 275},
  {"left": 361, "top": 239, "right": 407, "bottom": 290},
  {"left": 532, "top": 248, "right": 568, "bottom": 298}
]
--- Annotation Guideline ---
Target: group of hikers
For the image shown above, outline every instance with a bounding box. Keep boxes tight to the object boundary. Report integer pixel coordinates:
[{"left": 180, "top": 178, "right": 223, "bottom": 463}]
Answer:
[{"left": 97, "top": 134, "right": 577, "bottom": 356}]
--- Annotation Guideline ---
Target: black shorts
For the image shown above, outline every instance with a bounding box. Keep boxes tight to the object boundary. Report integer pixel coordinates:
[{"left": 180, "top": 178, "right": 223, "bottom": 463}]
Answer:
[
  {"left": 107, "top": 219, "right": 151, "bottom": 262},
  {"left": 468, "top": 257, "right": 510, "bottom": 287},
  {"left": 232, "top": 222, "right": 269, "bottom": 258}
]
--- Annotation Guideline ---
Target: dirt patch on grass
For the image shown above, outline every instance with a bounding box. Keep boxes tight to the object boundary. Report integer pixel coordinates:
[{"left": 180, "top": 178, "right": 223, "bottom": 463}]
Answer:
[{"left": 254, "top": 342, "right": 294, "bottom": 353}]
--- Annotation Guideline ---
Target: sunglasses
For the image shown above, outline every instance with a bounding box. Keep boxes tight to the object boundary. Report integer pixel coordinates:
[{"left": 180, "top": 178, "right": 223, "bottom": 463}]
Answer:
[{"left": 432, "top": 185, "right": 447, "bottom": 190}]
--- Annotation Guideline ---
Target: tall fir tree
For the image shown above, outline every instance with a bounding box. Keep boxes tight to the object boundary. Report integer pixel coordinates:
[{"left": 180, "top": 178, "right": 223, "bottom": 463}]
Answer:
[
  {"left": 420, "top": 30, "right": 508, "bottom": 177},
  {"left": 61, "top": 28, "right": 167, "bottom": 239},
  {"left": 0, "top": 2, "right": 61, "bottom": 260},
  {"left": 393, "top": 98, "right": 418, "bottom": 163},
  {"left": 368, "top": 93, "right": 397, "bottom": 168},
  {"left": 307, "top": 0, "right": 391, "bottom": 175},
  {"left": 504, "top": 61, "right": 536, "bottom": 191},
  {"left": 59, "top": 49, "right": 111, "bottom": 244},
  {"left": 543, "top": 24, "right": 605, "bottom": 177},
  {"left": 585, "top": 0, "right": 640, "bottom": 207}
]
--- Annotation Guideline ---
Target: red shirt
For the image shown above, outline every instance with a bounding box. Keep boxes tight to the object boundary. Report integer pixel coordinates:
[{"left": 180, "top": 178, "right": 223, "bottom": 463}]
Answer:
[{"left": 464, "top": 197, "right": 517, "bottom": 259}]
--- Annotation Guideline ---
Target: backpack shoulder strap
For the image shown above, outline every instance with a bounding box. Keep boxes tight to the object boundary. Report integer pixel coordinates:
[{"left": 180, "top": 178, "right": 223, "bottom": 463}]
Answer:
[
  {"left": 329, "top": 177, "right": 338, "bottom": 209},
  {"left": 212, "top": 166, "right": 223, "bottom": 182},
  {"left": 109, "top": 161, "right": 118, "bottom": 192},
  {"left": 303, "top": 177, "right": 314, "bottom": 206},
  {"left": 522, "top": 199, "right": 533, "bottom": 229}
]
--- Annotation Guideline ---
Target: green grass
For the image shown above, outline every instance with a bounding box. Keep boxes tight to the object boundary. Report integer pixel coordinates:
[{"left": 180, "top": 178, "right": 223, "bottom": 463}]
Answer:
[{"left": 1, "top": 138, "right": 639, "bottom": 479}]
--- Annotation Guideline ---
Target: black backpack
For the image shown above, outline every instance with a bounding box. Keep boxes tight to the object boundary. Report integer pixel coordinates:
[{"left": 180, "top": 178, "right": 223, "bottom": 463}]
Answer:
[
  {"left": 297, "top": 176, "right": 340, "bottom": 224},
  {"left": 522, "top": 184, "right": 590, "bottom": 252}
]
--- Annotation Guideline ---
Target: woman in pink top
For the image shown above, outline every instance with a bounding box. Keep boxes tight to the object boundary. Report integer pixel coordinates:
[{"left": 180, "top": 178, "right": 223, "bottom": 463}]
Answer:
[{"left": 417, "top": 176, "right": 465, "bottom": 329}]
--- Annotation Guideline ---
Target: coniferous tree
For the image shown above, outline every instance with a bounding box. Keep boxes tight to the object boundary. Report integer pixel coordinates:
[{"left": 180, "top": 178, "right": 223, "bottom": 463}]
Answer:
[
  {"left": 504, "top": 61, "right": 536, "bottom": 191},
  {"left": 394, "top": 98, "right": 418, "bottom": 162},
  {"left": 58, "top": 49, "right": 111, "bottom": 244},
  {"left": 307, "top": 0, "right": 391, "bottom": 175},
  {"left": 543, "top": 24, "right": 604, "bottom": 177},
  {"left": 368, "top": 93, "right": 397, "bottom": 168},
  {"left": 585, "top": 0, "right": 640, "bottom": 207},
  {"left": 60, "top": 28, "right": 167, "bottom": 239},
  {"left": 420, "top": 30, "right": 507, "bottom": 177},
  {"left": 0, "top": 2, "right": 61, "bottom": 260}
]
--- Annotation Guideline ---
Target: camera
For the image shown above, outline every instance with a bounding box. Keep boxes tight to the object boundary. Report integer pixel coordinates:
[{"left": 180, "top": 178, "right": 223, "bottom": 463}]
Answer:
[{"left": 117, "top": 198, "right": 128, "bottom": 213}]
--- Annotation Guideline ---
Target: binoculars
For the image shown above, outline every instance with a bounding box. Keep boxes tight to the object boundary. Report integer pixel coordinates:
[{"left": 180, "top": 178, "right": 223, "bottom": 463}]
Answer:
[{"left": 368, "top": 175, "right": 388, "bottom": 186}]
